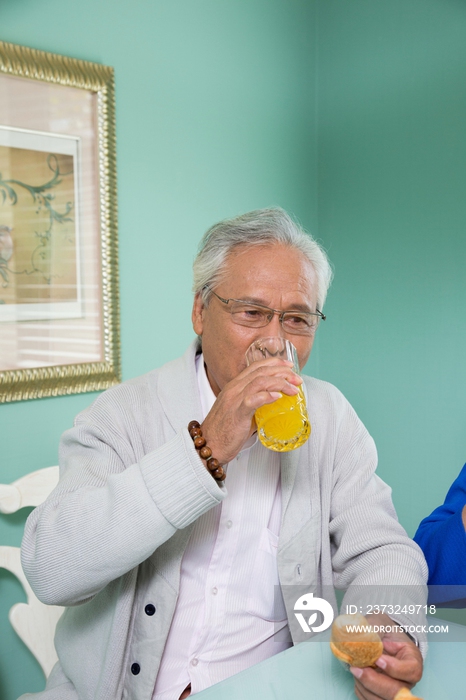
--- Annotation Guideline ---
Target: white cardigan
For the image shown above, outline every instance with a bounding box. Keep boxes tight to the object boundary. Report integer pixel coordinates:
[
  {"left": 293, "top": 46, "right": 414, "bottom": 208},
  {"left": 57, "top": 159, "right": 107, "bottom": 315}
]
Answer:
[{"left": 20, "top": 341, "right": 428, "bottom": 700}]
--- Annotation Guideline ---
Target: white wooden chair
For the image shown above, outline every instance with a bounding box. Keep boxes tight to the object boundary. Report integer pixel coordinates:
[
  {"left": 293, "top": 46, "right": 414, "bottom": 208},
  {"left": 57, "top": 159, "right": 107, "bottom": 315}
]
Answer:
[{"left": 0, "top": 466, "right": 64, "bottom": 678}]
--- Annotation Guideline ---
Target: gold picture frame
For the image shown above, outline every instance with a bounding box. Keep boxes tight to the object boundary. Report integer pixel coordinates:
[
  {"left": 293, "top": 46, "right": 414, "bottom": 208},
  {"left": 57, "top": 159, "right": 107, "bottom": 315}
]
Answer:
[{"left": 0, "top": 40, "right": 120, "bottom": 402}]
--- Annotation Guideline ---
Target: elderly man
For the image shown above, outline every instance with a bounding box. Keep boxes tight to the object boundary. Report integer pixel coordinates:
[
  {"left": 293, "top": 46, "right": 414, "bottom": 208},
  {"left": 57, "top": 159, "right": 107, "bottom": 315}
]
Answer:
[{"left": 21, "top": 208, "right": 427, "bottom": 700}]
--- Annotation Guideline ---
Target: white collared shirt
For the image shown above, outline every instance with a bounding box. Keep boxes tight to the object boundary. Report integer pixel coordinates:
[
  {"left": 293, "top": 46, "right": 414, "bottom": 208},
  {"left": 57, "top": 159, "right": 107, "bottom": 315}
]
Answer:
[{"left": 152, "top": 354, "right": 291, "bottom": 699}]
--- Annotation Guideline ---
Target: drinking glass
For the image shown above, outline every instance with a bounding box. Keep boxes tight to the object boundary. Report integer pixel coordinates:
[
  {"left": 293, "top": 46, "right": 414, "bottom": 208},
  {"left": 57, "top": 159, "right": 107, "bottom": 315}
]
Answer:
[{"left": 246, "top": 337, "right": 311, "bottom": 452}]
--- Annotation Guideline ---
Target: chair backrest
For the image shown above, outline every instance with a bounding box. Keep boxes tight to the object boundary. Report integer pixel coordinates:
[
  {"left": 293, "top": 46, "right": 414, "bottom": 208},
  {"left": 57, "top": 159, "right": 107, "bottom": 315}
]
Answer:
[{"left": 0, "top": 466, "right": 63, "bottom": 678}]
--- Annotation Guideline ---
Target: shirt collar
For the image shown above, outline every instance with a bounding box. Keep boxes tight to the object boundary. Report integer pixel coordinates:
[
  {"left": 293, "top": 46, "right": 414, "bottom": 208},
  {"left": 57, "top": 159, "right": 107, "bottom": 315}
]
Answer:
[{"left": 196, "top": 352, "right": 217, "bottom": 420}]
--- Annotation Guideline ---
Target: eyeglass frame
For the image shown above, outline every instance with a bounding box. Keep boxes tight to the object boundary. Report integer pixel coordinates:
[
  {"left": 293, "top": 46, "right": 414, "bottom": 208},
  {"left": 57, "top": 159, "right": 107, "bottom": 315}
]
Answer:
[{"left": 202, "top": 284, "right": 326, "bottom": 335}]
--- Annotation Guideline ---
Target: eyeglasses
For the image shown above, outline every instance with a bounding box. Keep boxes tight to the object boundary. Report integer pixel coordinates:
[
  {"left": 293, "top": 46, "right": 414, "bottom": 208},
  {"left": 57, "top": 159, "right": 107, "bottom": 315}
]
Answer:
[{"left": 204, "top": 285, "right": 326, "bottom": 336}]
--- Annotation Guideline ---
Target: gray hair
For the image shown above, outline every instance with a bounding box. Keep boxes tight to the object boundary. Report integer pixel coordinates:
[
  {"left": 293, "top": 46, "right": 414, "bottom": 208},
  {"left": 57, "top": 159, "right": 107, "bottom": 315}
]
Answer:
[{"left": 192, "top": 207, "right": 333, "bottom": 310}]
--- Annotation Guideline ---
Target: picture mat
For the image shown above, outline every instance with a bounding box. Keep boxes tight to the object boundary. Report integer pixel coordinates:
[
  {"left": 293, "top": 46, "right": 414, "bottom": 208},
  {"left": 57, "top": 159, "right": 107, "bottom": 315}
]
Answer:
[
  {"left": 0, "top": 125, "right": 83, "bottom": 322},
  {"left": 0, "top": 75, "right": 104, "bottom": 371}
]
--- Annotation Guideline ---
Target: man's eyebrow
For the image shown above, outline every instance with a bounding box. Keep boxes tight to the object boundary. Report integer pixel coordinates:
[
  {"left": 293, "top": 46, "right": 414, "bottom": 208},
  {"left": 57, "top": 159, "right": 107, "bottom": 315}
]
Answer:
[{"left": 239, "top": 296, "right": 313, "bottom": 312}]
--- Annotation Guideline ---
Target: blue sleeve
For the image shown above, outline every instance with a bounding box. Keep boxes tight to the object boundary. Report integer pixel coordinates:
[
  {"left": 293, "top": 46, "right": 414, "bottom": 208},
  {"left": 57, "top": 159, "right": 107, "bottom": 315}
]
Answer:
[{"left": 414, "top": 464, "right": 466, "bottom": 589}]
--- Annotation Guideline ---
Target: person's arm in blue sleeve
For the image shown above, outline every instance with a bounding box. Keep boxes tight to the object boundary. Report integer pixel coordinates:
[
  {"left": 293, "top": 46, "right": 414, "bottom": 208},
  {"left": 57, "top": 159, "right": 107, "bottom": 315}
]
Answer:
[{"left": 414, "top": 463, "right": 466, "bottom": 589}]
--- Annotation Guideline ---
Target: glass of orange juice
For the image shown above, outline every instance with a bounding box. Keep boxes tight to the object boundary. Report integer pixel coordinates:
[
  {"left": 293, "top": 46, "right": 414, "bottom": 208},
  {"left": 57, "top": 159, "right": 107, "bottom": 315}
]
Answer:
[{"left": 246, "top": 337, "right": 310, "bottom": 452}]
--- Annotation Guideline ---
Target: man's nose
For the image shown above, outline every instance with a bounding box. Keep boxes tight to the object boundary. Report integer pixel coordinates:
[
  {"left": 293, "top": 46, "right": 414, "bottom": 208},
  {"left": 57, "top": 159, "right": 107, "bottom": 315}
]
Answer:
[{"left": 267, "top": 311, "right": 286, "bottom": 337}]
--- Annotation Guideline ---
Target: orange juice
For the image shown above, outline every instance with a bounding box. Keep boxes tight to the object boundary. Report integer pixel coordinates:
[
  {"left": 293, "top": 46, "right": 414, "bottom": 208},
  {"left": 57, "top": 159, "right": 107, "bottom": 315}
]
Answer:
[{"left": 255, "top": 385, "right": 311, "bottom": 451}]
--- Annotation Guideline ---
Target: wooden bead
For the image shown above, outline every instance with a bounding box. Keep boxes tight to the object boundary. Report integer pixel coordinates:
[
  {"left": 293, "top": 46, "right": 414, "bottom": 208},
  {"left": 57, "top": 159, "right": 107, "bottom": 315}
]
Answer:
[
  {"left": 199, "top": 446, "right": 212, "bottom": 460},
  {"left": 188, "top": 420, "right": 224, "bottom": 483}
]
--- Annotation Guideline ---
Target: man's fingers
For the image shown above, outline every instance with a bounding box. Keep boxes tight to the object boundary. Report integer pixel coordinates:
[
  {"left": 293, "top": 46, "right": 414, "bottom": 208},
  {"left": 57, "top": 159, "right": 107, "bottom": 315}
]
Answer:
[
  {"left": 375, "top": 651, "right": 422, "bottom": 685},
  {"left": 382, "top": 640, "right": 410, "bottom": 656},
  {"left": 244, "top": 388, "right": 290, "bottom": 411},
  {"left": 353, "top": 677, "right": 408, "bottom": 700},
  {"left": 243, "top": 379, "right": 300, "bottom": 410},
  {"left": 354, "top": 677, "right": 386, "bottom": 700},
  {"left": 240, "top": 358, "right": 302, "bottom": 384},
  {"left": 246, "top": 368, "right": 302, "bottom": 390},
  {"left": 242, "top": 357, "right": 294, "bottom": 374},
  {"left": 351, "top": 667, "right": 405, "bottom": 700}
]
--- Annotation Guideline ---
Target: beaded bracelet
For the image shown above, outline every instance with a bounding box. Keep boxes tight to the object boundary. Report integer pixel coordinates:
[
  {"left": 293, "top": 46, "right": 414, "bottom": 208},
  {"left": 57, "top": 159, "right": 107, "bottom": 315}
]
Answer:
[{"left": 188, "top": 420, "right": 226, "bottom": 482}]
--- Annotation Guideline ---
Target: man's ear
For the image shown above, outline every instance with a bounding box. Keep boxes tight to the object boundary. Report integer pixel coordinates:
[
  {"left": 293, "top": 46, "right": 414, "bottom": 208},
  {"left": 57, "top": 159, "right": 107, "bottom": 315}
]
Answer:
[{"left": 192, "top": 293, "right": 205, "bottom": 336}]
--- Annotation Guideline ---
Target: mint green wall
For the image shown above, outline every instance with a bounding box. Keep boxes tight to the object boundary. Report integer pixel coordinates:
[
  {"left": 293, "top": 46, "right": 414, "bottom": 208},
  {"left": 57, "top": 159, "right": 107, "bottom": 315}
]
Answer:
[
  {"left": 2, "top": 0, "right": 466, "bottom": 697},
  {"left": 316, "top": 0, "right": 466, "bottom": 537},
  {"left": 0, "top": 1, "right": 317, "bottom": 697}
]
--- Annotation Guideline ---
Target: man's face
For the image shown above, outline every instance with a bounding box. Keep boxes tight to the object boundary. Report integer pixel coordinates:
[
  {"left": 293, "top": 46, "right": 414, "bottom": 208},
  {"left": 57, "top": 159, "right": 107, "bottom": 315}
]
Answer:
[{"left": 192, "top": 243, "right": 319, "bottom": 396}]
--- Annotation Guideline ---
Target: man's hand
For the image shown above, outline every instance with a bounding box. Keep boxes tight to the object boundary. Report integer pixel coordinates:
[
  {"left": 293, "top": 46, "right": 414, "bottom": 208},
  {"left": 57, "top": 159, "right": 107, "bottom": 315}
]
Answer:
[
  {"left": 350, "top": 614, "right": 423, "bottom": 700},
  {"left": 200, "top": 357, "right": 302, "bottom": 465}
]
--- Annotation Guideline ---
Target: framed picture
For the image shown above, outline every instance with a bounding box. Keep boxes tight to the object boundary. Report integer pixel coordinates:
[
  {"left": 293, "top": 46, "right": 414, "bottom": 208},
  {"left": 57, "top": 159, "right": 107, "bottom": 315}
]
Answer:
[{"left": 0, "top": 40, "right": 120, "bottom": 402}]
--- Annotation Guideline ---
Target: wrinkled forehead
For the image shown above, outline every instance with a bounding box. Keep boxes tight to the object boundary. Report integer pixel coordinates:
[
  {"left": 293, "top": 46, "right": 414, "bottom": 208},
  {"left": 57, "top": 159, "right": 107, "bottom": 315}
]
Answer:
[{"left": 218, "top": 243, "right": 317, "bottom": 298}]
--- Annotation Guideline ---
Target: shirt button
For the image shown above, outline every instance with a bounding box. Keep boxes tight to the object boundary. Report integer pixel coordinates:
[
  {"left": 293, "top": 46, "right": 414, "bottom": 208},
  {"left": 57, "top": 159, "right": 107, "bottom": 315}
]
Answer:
[
  {"left": 191, "top": 658, "right": 199, "bottom": 667},
  {"left": 145, "top": 604, "right": 156, "bottom": 616},
  {"left": 212, "top": 587, "right": 218, "bottom": 595},
  {"left": 226, "top": 520, "right": 233, "bottom": 529},
  {"left": 131, "top": 662, "right": 140, "bottom": 675}
]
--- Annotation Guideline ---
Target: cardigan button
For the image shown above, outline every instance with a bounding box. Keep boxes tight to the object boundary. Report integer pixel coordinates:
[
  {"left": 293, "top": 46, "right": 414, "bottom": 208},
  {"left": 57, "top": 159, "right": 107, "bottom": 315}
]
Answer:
[
  {"left": 145, "top": 603, "right": 156, "bottom": 616},
  {"left": 131, "top": 663, "right": 141, "bottom": 675}
]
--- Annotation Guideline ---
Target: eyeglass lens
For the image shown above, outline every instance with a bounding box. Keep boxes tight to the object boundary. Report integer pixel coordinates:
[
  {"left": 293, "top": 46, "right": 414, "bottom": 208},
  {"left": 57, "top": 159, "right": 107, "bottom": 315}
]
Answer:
[{"left": 229, "top": 303, "right": 318, "bottom": 335}]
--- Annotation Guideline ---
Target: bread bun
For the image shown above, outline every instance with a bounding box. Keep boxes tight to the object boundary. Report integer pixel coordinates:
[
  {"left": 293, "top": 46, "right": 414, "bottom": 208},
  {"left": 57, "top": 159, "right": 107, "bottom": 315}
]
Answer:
[
  {"left": 394, "top": 689, "right": 423, "bottom": 700},
  {"left": 330, "top": 613, "right": 383, "bottom": 667}
]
